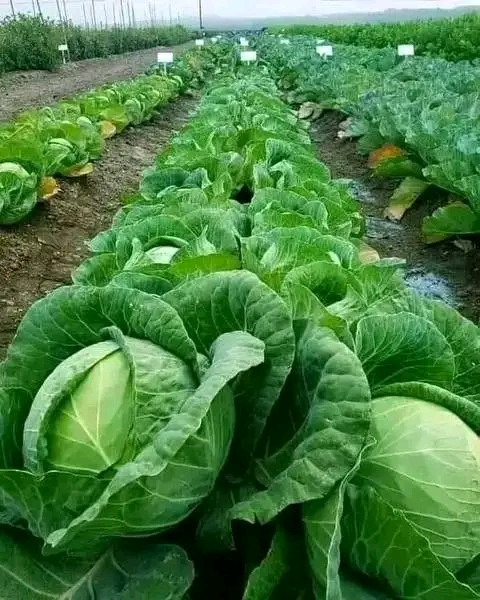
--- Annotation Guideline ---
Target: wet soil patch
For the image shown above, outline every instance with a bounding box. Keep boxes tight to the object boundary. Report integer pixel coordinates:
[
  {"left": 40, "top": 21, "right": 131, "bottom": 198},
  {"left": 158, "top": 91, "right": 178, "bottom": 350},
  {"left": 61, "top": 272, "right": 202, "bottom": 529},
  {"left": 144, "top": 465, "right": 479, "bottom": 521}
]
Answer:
[
  {"left": 311, "top": 111, "right": 480, "bottom": 322},
  {"left": 0, "top": 95, "right": 199, "bottom": 358}
]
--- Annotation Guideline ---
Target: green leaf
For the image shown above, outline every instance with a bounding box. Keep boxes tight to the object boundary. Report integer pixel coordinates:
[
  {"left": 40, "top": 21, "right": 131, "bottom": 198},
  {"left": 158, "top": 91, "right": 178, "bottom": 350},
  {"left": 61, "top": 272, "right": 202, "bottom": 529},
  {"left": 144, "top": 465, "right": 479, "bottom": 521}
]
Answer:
[
  {"left": 163, "top": 271, "right": 295, "bottom": 471},
  {"left": 303, "top": 442, "right": 373, "bottom": 600},
  {"left": 342, "top": 485, "right": 480, "bottom": 600},
  {"left": 243, "top": 527, "right": 291, "bottom": 600},
  {"left": 72, "top": 253, "right": 118, "bottom": 286},
  {"left": 233, "top": 322, "right": 370, "bottom": 524},
  {"left": 355, "top": 312, "right": 455, "bottom": 391},
  {"left": 0, "top": 528, "right": 194, "bottom": 599},
  {"left": 422, "top": 201, "right": 480, "bottom": 243}
]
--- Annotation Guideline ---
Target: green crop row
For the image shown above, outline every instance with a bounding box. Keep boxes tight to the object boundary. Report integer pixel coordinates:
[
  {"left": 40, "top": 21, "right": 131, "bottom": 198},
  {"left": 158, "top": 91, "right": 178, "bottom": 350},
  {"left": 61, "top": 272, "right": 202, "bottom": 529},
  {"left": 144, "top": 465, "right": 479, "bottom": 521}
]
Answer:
[
  {"left": 0, "top": 14, "right": 193, "bottom": 73},
  {"left": 257, "top": 35, "right": 480, "bottom": 242},
  {"left": 270, "top": 13, "right": 480, "bottom": 61},
  {"left": 0, "top": 45, "right": 224, "bottom": 225}
]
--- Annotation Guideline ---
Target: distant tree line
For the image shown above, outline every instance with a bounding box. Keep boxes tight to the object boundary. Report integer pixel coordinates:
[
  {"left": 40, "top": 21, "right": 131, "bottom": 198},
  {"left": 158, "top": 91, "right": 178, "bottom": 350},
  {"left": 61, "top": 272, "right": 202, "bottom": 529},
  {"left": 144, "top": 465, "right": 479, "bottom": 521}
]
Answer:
[{"left": 0, "top": 14, "right": 192, "bottom": 73}]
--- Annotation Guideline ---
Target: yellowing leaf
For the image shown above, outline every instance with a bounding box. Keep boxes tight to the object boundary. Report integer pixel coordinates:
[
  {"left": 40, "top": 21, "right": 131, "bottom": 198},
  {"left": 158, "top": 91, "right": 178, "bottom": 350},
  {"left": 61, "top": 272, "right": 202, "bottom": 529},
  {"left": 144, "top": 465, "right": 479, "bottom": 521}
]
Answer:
[
  {"left": 39, "top": 176, "right": 60, "bottom": 201},
  {"left": 368, "top": 144, "right": 406, "bottom": 169},
  {"left": 298, "top": 102, "right": 323, "bottom": 120},
  {"left": 384, "top": 177, "right": 429, "bottom": 221},
  {"left": 100, "top": 120, "right": 117, "bottom": 139},
  {"left": 358, "top": 239, "right": 380, "bottom": 264},
  {"left": 64, "top": 163, "right": 94, "bottom": 178}
]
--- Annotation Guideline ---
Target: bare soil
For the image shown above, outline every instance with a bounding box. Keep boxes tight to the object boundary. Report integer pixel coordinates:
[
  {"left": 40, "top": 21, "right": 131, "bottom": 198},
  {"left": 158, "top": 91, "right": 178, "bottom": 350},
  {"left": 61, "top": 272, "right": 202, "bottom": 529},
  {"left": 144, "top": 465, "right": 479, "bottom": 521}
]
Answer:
[
  {"left": 311, "top": 111, "right": 480, "bottom": 322},
  {"left": 0, "top": 95, "right": 199, "bottom": 358},
  {"left": 0, "top": 42, "right": 192, "bottom": 123}
]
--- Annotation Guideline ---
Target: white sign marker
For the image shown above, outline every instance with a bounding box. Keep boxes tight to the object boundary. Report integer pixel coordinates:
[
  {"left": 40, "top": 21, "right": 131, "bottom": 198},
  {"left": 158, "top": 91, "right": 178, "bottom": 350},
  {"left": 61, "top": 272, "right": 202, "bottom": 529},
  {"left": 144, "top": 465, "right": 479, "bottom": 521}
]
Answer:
[
  {"left": 157, "top": 51, "right": 174, "bottom": 74},
  {"left": 280, "top": 38, "right": 291, "bottom": 45},
  {"left": 195, "top": 38, "right": 205, "bottom": 46},
  {"left": 211, "top": 36, "right": 218, "bottom": 43},
  {"left": 316, "top": 45, "right": 333, "bottom": 58},
  {"left": 58, "top": 44, "right": 69, "bottom": 64},
  {"left": 240, "top": 38, "right": 249, "bottom": 47},
  {"left": 397, "top": 44, "right": 415, "bottom": 56},
  {"left": 240, "top": 50, "right": 257, "bottom": 63}
]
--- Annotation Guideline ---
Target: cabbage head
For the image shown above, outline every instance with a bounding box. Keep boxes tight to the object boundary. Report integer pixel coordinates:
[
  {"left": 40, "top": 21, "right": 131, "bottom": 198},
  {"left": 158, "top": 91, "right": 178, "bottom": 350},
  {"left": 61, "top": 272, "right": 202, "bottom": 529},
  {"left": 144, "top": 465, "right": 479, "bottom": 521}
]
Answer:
[
  {"left": 0, "top": 272, "right": 295, "bottom": 556},
  {"left": 351, "top": 397, "right": 480, "bottom": 571},
  {"left": 307, "top": 395, "right": 480, "bottom": 600},
  {"left": 0, "top": 162, "right": 39, "bottom": 225}
]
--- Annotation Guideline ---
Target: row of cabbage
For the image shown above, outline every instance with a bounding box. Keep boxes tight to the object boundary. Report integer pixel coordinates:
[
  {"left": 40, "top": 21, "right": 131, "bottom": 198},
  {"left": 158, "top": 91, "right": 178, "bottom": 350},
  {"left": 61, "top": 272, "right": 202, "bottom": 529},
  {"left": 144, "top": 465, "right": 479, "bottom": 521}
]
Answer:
[
  {"left": 0, "top": 65, "right": 478, "bottom": 600},
  {"left": 257, "top": 36, "right": 480, "bottom": 243},
  {"left": 0, "top": 45, "right": 221, "bottom": 226}
]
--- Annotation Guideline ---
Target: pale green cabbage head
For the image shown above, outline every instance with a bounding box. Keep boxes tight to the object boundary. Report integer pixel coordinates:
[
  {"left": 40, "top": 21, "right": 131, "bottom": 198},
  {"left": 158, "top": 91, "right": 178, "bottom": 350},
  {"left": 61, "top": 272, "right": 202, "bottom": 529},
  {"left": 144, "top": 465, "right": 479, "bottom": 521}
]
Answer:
[{"left": 354, "top": 396, "right": 480, "bottom": 571}]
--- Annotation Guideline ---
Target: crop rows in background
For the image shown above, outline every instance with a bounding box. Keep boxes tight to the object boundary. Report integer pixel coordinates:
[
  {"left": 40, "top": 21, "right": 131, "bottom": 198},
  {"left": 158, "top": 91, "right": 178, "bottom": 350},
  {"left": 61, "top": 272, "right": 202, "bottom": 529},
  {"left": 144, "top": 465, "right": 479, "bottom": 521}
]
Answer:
[
  {"left": 258, "top": 35, "right": 480, "bottom": 242},
  {"left": 0, "top": 42, "right": 478, "bottom": 599},
  {"left": 0, "top": 14, "right": 192, "bottom": 73},
  {"left": 0, "top": 45, "right": 221, "bottom": 225},
  {"left": 272, "top": 13, "right": 480, "bottom": 61}
]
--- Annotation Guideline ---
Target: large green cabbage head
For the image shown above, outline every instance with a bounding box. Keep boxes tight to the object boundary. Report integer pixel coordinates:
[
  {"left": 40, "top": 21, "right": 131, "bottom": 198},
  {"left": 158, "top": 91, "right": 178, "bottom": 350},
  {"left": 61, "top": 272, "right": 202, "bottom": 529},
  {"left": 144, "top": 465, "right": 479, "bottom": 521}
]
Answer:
[
  {"left": 0, "top": 272, "right": 295, "bottom": 556},
  {"left": 337, "top": 396, "right": 480, "bottom": 598}
]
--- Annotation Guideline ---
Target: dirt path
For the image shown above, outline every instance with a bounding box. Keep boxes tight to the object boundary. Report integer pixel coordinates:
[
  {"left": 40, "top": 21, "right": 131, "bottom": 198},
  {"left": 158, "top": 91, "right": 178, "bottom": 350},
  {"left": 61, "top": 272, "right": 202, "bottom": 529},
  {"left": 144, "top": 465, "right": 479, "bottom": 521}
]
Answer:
[
  {"left": 0, "top": 95, "right": 199, "bottom": 357},
  {"left": 311, "top": 112, "right": 480, "bottom": 322},
  {"left": 0, "top": 42, "right": 192, "bottom": 123}
]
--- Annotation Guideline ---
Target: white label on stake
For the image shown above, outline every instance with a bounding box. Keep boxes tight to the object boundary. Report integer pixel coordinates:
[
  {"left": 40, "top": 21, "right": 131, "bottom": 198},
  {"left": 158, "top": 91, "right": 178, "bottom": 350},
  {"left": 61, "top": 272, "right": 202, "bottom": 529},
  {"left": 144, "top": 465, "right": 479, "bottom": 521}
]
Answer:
[
  {"left": 195, "top": 39, "right": 205, "bottom": 46},
  {"left": 280, "top": 39, "right": 291, "bottom": 45},
  {"left": 316, "top": 45, "right": 333, "bottom": 57},
  {"left": 211, "top": 37, "right": 218, "bottom": 43},
  {"left": 317, "top": 39, "right": 325, "bottom": 44},
  {"left": 157, "top": 52, "right": 174, "bottom": 63},
  {"left": 58, "top": 44, "right": 68, "bottom": 52},
  {"left": 398, "top": 44, "right": 415, "bottom": 56},
  {"left": 240, "top": 50, "right": 257, "bottom": 63},
  {"left": 240, "top": 39, "right": 249, "bottom": 47}
]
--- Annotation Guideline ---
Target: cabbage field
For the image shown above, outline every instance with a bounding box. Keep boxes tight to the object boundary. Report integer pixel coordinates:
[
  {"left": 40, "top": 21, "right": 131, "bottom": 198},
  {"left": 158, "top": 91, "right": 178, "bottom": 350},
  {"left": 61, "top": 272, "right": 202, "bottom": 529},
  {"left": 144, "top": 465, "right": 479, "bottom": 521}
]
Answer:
[
  {"left": 0, "top": 38, "right": 478, "bottom": 599},
  {"left": 258, "top": 35, "right": 480, "bottom": 243},
  {"left": 0, "top": 46, "right": 218, "bottom": 225}
]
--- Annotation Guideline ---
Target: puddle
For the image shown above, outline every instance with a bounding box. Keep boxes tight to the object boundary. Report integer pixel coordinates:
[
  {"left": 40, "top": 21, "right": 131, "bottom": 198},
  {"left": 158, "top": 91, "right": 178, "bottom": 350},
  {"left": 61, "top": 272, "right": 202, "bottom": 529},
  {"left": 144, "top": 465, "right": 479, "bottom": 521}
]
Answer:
[
  {"left": 366, "top": 216, "right": 403, "bottom": 240},
  {"left": 405, "top": 268, "right": 457, "bottom": 307},
  {"left": 340, "top": 178, "right": 382, "bottom": 206}
]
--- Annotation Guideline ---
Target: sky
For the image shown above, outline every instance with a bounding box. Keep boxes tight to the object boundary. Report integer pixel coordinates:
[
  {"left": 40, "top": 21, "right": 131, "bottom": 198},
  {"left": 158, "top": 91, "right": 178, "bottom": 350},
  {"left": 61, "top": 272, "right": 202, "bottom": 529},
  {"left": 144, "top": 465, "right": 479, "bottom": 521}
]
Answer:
[{"left": 2, "top": 0, "right": 480, "bottom": 24}]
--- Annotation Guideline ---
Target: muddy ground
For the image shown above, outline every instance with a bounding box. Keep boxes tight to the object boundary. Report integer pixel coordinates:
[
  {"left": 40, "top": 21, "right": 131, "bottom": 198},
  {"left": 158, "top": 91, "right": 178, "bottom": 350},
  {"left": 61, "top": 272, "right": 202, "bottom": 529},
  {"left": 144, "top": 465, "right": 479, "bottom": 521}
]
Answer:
[
  {"left": 0, "top": 42, "right": 191, "bottom": 123},
  {"left": 0, "top": 95, "right": 198, "bottom": 358},
  {"left": 311, "top": 111, "right": 480, "bottom": 323}
]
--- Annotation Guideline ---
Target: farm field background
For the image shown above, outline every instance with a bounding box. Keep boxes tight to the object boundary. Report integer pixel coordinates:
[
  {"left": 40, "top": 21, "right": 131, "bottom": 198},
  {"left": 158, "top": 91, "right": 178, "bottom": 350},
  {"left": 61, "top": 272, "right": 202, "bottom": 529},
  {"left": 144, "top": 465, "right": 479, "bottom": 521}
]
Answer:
[
  {"left": 272, "top": 12, "right": 480, "bottom": 61},
  {"left": 0, "top": 13, "right": 479, "bottom": 600}
]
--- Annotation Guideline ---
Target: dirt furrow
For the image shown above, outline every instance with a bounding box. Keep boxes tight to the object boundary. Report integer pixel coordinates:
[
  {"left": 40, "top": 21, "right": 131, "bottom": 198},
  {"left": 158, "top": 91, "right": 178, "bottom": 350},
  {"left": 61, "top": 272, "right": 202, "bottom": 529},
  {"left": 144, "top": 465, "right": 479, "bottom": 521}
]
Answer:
[
  {"left": 0, "top": 94, "right": 199, "bottom": 357},
  {"left": 0, "top": 42, "right": 192, "bottom": 123},
  {"left": 311, "top": 111, "right": 480, "bottom": 322}
]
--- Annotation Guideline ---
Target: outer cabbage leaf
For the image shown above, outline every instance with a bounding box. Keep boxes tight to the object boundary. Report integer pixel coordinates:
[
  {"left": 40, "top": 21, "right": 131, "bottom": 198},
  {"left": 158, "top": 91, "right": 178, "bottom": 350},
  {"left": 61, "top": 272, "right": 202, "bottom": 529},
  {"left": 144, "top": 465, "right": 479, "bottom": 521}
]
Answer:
[
  {"left": 0, "top": 528, "right": 194, "bottom": 599},
  {"left": 232, "top": 321, "right": 370, "bottom": 523}
]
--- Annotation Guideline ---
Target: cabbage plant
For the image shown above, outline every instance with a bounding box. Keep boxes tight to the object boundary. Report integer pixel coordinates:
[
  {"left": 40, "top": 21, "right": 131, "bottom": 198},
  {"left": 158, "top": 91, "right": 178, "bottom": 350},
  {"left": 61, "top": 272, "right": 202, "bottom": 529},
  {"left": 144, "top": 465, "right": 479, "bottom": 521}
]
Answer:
[
  {"left": 0, "top": 162, "right": 38, "bottom": 225},
  {"left": 0, "top": 272, "right": 295, "bottom": 559}
]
